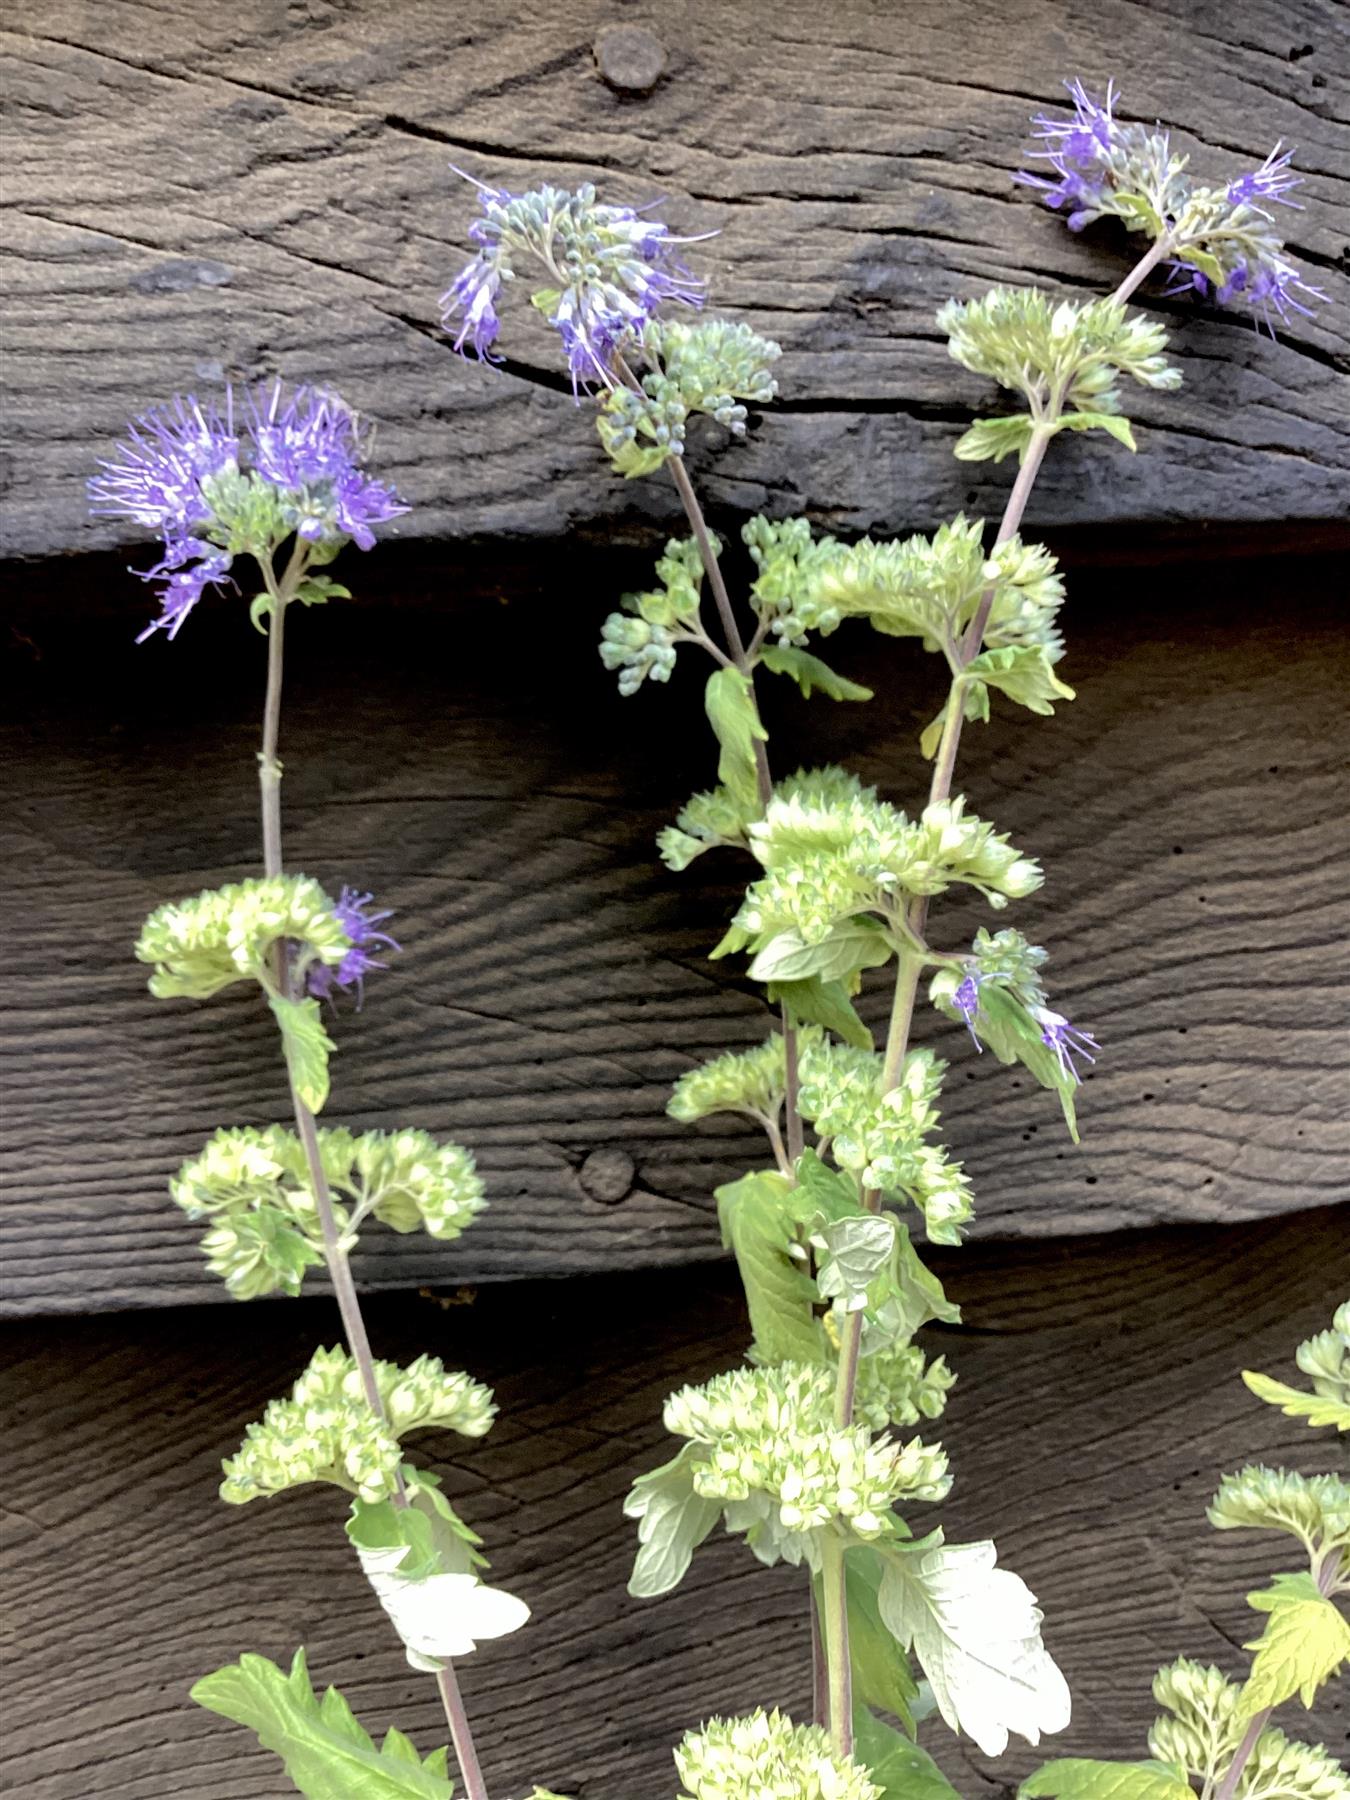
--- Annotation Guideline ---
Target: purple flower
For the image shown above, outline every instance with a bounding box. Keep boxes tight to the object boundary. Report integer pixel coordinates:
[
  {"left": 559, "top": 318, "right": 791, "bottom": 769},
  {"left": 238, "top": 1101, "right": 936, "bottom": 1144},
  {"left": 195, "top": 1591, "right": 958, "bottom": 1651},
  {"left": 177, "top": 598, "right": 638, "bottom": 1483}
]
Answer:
[
  {"left": 1163, "top": 254, "right": 1325, "bottom": 331},
  {"left": 92, "top": 383, "right": 407, "bottom": 641},
  {"left": 1033, "top": 1007, "right": 1100, "bottom": 1084},
  {"left": 1226, "top": 144, "right": 1302, "bottom": 212},
  {"left": 1015, "top": 79, "right": 1123, "bottom": 230},
  {"left": 249, "top": 384, "right": 408, "bottom": 550},
  {"left": 307, "top": 887, "right": 400, "bottom": 1006},
  {"left": 441, "top": 176, "right": 706, "bottom": 392},
  {"left": 953, "top": 972, "right": 984, "bottom": 1051}
]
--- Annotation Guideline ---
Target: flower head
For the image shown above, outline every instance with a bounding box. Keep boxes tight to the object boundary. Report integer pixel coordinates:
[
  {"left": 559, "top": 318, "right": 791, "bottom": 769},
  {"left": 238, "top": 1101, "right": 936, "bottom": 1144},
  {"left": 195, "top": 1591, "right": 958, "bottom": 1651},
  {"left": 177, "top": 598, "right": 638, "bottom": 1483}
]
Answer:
[
  {"left": 1016, "top": 78, "right": 1125, "bottom": 230},
  {"left": 1016, "top": 80, "right": 1324, "bottom": 331},
  {"left": 90, "top": 383, "right": 406, "bottom": 640},
  {"left": 306, "top": 887, "right": 399, "bottom": 1005},
  {"left": 441, "top": 174, "right": 706, "bottom": 391},
  {"left": 675, "top": 1711, "right": 881, "bottom": 1800},
  {"left": 1032, "top": 1006, "right": 1100, "bottom": 1083},
  {"left": 953, "top": 972, "right": 984, "bottom": 1050}
]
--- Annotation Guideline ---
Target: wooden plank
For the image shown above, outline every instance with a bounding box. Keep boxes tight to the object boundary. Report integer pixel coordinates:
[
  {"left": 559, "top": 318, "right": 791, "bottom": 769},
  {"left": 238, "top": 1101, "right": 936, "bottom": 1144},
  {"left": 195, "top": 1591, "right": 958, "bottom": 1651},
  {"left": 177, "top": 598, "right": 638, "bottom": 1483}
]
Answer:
[
  {"left": 1, "top": 548, "right": 1346, "bottom": 1315},
  {"left": 1, "top": 1209, "right": 1344, "bottom": 1797},
  {"left": 2, "top": 0, "right": 1347, "bottom": 560}
]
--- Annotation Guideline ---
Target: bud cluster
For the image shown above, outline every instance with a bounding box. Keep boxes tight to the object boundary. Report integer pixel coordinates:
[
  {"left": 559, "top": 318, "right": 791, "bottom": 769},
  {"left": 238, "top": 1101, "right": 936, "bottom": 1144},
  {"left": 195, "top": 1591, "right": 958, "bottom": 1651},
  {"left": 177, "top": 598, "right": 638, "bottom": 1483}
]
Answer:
[
  {"left": 798, "top": 1041, "right": 974, "bottom": 1242},
  {"left": 840, "top": 1329, "right": 957, "bottom": 1434},
  {"left": 1147, "top": 1659, "right": 1345, "bottom": 1796},
  {"left": 663, "top": 1361, "right": 950, "bottom": 1550},
  {"left": 675, "top": 1711, "right": 882, "bottom": 1800},
  {"left": 596, "top": 317, "right": 781, "bottom": 477},
  {"left": 802, "top": 518, "right": 1065, "bottom": 664},
  {"left": 136, "top": 875, "right": 353, "bottom": 999},
  {"left": 221, "top": 1346, "right": 495, "bottom": 1506},
  {"left": 737, "top": 789, "right": 1042, "bottom": 949},
  {"left": 599, "top": 536, "right": 709, "bottom": 695},
  {"left": 939, "top": 289, "right": 1179, "bottom": 427},
  {"left": 173, "top": 1123, "right": 487, "bottom": 1298},
  {"left": 667, "top": 1030, "right": 796, "bottom": 1126}
]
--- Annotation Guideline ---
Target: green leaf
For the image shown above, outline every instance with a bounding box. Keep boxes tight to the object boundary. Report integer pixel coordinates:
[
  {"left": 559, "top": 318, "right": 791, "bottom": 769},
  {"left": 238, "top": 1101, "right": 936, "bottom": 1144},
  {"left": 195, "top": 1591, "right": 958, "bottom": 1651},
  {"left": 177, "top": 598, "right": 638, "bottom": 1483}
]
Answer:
[
  {"left": 1020, "top": 1759, "right": 1193, "bottom": 1800},
  {"left": 852, "top": 1704, "right": 960, "bottom": 1799},
  {"left": 268, "top": 994, "right": 336, "bottom": 1114},
  {"left": 624, "top": 1442, "right": 722, "bottom": 1598},
  {"left": 705, "top": 667, "right": 768, "bottom": 806},
  {"left": 716, "top": 1169, "right": 824, "bottom": 1365},
  {"left": 759, "top": 645, "right": 874, "bottom": 703},
  {"left": 965, "top": 646, "right": 1076, "bottom": 718},
  {"left": 1059, "top": 411, "right": 1138, "bottom": 450},
  {"left": 815, "top": 1213, "right": 898, "bottom": 1309},
  {"left": 845, "top": 1551, "right": 921, "bottom": 1732},
  {"left": 748, "top": 918, "right": 893, "bottom": 985},
  {"left": 1243, "top": 1371, "right": 1350, "bottom": 1433},
  {"left": 294, "top": 575, "right": 353, "bottom": 607},
  {"left": 250, "top": 593, "right": 275, "bottom": 634},
  {"left": 1240, "top": 1571, "right": 1350, "bottom": 1714},
  {"left": 767, "top": 976, "right": 873, "bottom": 1051},
  {"left": 191, "top": 1647, "right": 454, "bottom": 1799},
  {"left": 953, "top": 416, "right": 1037, "bottom": 464}
]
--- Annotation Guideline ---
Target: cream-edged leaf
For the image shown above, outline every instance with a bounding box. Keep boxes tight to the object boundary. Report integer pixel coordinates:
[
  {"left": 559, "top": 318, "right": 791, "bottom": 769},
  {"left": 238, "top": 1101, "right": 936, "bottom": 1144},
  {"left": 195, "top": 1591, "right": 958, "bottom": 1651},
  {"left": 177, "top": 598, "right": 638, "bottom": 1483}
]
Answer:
[{"left": 878, "top": 1540, "right": 1071, "bottom": 1757}]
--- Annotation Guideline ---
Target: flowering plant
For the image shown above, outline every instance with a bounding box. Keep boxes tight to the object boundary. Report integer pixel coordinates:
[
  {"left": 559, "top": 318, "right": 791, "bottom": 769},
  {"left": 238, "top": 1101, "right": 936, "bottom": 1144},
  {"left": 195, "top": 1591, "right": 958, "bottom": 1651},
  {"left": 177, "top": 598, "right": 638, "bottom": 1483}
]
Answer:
[{"left": 94, "top": 76, "right": 1342, "bottom": 1800}]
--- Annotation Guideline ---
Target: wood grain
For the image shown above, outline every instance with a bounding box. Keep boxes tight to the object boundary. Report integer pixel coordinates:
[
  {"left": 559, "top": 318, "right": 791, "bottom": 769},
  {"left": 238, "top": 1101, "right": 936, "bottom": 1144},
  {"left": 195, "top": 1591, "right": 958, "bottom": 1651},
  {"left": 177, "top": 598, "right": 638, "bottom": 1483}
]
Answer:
[
  {"left": 1, "top": 1209, "right": 1345, "bottom": 1796},
  {"left": 2, "top": 0, "right": 1348, "bottom": 561},
  {"left": 2, "top": 548, "right": 1346, "bottom": 1316}
]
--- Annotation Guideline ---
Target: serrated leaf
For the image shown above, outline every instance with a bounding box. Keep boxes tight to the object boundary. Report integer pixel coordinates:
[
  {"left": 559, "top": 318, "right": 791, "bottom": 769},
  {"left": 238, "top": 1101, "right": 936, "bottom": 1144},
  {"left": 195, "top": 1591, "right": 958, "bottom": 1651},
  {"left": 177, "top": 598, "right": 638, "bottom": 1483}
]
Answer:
[
  {"left": 705, "top": 667, "right": 768, "bottom": 806},
  {"left": 748, "top": 918, "right": 894, "bottom": 985},
  {"left": 815, "top": 1213, "right": 898, "bottom": 1309},
  {"left": 624, "top": 1442, "right": 722, "bottom": 1598},
  {"left": 844, "top": 1550, "right": 921, "bottom": 1732},
  {"left": 953, "top": 416, "right": 1036, "bottom": 464},
  {"left": 1059, "top": 412, "right": 1137, "bottom": 450},
  {"left": 759, "top": 645, "right": 874, "bottom": 703},
  {"left": 852, "top": 1704, "right": 959, "bottom": 1798},
  {"left": 877, "top": 1540, "right": 1071, "bottom": 1757},
  {"left": 1240, "top": 1571, "right": 1350, "bottom": 1714},
  {"left": 1020, "top": 1759, "right": 1192, "bottom": 1799},
  {"left": 715, "top": 1169, "right": 824, "bottom": 1365},
  {"left": 1243, "top": 1372, "right": 1350, "bottom": 1433},
  {"left": 767, "top": 976, "right": 873, "bottom": 1051},
  {"left": 268, "top": 994, "right": 336, "bottom": 1114},
  {"left": 294, "top": 575, "right": 352, "bottom": 607},
  {"left": 191, "top": 1647, "right": 455, "bottom": 1799},
  {"left": 965, "top": 646, "right": 1076, "bottom": 718}
]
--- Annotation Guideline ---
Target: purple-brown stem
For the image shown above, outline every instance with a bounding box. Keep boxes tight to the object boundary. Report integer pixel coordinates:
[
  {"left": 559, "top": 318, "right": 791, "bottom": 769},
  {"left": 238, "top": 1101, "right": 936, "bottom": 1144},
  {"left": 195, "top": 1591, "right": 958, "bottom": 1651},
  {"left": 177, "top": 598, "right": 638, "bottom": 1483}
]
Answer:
[{"left": 256, "top": 551, "right": 492, "bottom": 1800}]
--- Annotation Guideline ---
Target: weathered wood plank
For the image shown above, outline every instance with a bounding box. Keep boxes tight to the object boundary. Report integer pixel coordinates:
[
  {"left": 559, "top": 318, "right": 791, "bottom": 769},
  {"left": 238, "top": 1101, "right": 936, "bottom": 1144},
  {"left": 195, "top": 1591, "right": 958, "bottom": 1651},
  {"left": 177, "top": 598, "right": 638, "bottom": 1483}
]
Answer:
[
  {"left": 1, "top": 1210, "right": 1344, "bottom": 1796},
  {"left": 2, "top": 548, "right": 1345, "bottom": 1315},
  {"left": 2, "top": 0, "right": 1347, "bottom": 559}
]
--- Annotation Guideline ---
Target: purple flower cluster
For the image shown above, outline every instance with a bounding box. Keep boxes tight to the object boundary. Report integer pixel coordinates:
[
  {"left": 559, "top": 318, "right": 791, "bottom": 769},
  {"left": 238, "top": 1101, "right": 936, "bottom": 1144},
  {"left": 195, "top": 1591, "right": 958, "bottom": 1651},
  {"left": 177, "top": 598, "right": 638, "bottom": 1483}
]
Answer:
[
  {"left": 441, "top": 175, "right": 706, "bottom": 391},
  {"left": 90, "top": 382, "right": 406, "bottom": 642},
  {"left": 249, "top": 386, "right": 406, "bottom": 551},
  {"left": 1017, "top": 79, "right": 1324, "bottom": 332},
  {"left": 1015, "top": 79, "right": 1124, "bottom": 232},
  {"left": 953, "top": 972, "right": 984, "bottom": 1050},
  {"left": 306, "top": 887, "right": 400, "bottom": 1006},
  {"left": 89, "top": 395, "right": 241, "bottom": 642}
]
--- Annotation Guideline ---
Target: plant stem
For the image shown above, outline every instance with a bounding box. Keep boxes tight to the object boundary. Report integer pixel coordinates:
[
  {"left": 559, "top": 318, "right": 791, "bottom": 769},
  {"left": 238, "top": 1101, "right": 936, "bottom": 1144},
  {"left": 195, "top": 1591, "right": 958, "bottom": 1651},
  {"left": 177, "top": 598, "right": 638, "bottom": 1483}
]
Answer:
[
  {"left": 666, "top": 454, "right": 806, "bottom": 1177},
  {"left": 255, "top": 553, "right": 491, "bottom": 1800},
  {"left": 831, "top": 234, "right": 1164, "bottom": 1447},
  {"left": 810, "top": 1584, "right": 829, "bottom": 1728},
  {"left": 820, "top": 1533, "right": 854, "bottom": 1759}
]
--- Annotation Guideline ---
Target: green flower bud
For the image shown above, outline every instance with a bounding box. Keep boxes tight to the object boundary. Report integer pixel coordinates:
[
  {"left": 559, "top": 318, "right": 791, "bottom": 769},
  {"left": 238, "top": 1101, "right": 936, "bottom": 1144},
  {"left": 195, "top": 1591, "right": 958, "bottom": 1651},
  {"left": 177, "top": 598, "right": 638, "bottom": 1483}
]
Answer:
[
  {"left": 136, "top": 875, "right": 350, "bottom": 999},
  {"left": 675, "top": 1710, "right": 881, "bottom": 1800}
]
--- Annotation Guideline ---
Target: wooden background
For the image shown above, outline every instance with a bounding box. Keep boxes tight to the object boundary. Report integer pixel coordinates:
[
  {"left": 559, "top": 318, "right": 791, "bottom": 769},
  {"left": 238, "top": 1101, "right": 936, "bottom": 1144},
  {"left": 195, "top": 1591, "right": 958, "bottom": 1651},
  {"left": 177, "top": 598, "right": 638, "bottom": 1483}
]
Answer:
[
  {"left": 3, "top": 1215, "right": 1345, "bottom": 1797},
  {"left": 2, "top": 0, "right": 1348, "bottom": 1792}
]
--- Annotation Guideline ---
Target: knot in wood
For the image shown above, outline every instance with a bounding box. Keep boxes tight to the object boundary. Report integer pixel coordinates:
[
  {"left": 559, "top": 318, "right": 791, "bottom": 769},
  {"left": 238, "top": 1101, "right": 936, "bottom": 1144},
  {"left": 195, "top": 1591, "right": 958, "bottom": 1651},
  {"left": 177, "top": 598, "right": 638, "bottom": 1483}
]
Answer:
[
  {"left": 578, "top": 1146, "right": 636, "bottom": 1204},
  {"left": 594, "top": 25, "right": 666, "bottom": 94}
]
